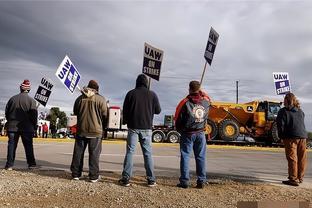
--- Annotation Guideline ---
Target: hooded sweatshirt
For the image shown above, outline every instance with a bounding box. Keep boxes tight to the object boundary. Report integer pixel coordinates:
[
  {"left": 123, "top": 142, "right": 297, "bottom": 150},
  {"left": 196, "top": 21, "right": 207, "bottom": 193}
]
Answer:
[
  {"left": 122, "top": 74, "right": 161, "bottom": 129},
  {"left": 276, "top": 106, "right": 307, "bottom": 139},
  {"left": 175, "top": 92, "right": 210, "bottom": 133},
  {"left": 74, "top": 87, "right": 108, "bottom": 138}
]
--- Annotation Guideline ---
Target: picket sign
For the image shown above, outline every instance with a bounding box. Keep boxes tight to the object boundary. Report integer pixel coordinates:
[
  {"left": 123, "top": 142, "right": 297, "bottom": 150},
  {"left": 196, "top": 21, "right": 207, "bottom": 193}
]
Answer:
[
  {"left": 142, "top": 43, "right": 164, "bottom": 82},
  {"left": 272, "top": 72, "right": 291, "bottom": 95},
  {"left": 200, "top": 27, "right": 219, "bottom": 86},
  {"left": 55, "top": 55, "right": 81, "bottom": 94},
  {"left": 34, "top": 77, "right": 54, "bottom": 107}
]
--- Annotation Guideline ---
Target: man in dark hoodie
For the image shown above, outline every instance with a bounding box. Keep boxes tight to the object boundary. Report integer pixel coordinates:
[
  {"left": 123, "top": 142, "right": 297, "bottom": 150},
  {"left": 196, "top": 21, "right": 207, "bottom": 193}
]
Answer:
[
  {"left": 276, "top": 92, "right": 307, "bottom": 186},
  {"left": 5, "top": 80, "right": 38, "bottom": 170},
  {"left": 70, "top": 80, "right": 108, "bottom": 183},
  {"left": 174, "top": 81, "right": 210, "bottom": 189},
  {"left": 119, "top": 74, "right": 161, "bottom": 187}
]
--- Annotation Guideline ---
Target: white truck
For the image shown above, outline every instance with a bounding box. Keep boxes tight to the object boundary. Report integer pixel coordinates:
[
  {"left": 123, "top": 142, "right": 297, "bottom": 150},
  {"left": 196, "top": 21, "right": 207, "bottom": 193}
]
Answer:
[{"left": 66, "top": 106, "right": 128, "bottom": 139}]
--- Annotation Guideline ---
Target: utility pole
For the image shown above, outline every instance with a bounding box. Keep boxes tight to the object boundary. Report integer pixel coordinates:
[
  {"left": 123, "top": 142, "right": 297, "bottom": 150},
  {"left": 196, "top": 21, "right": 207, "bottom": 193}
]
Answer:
[{"left": 236, "top": 80, "right": 239, "bottom": 104}]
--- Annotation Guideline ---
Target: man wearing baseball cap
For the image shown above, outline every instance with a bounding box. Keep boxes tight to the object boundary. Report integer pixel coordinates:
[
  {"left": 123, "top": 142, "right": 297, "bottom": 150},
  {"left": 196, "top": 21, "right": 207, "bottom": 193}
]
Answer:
[
  {"left": 5, "top": 79, "right": 38, "bottom": 170},
  {"left": 70, "top": 80, "right": 108, "bottom": 183}
]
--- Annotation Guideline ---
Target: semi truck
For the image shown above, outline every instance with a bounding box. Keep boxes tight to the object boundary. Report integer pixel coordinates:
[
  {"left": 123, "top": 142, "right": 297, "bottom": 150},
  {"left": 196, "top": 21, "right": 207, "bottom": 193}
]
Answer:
[
  {"left": 65, "top": 100, "right": 283, "bottom": 145},
  {"left": 66, "top": 106, "right": 127, "bottom": 139},
  {"left": 152, "top": 115, "right": 180, "bottom": 143}
]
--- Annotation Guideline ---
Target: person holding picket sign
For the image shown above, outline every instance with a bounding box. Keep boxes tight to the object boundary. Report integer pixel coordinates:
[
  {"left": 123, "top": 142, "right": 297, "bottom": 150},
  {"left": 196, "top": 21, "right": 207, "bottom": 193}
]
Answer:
[
  {"left": 174, "top": 81, "right": 210, "bottom": 189},
  {"left": 276, "top": 92, "right": 308, "bottom": 186},
  {"left": 4, "top": 79, "right": 38, "bottom": 170},
  {"left": 70, "top": 80, "right": 108, "bottom": 183}
]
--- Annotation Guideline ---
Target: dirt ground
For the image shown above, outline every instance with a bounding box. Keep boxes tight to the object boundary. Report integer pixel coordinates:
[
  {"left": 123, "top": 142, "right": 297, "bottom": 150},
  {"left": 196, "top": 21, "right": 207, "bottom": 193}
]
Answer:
[{"left": 0, "top": 169, "right": 311, "bottom": 208}]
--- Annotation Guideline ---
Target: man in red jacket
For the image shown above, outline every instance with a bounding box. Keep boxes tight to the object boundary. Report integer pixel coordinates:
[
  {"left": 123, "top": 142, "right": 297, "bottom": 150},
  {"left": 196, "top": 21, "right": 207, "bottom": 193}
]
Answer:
[{"left": 175, "top": 81, "right": 210, "bottom": 189}]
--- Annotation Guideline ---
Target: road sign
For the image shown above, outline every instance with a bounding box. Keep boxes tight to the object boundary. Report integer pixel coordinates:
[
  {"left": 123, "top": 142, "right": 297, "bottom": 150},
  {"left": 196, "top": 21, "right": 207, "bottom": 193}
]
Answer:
[
  {"left": 273, "top": 72, "right": 291, "bottom": 95},
  {"left": 34, "top": 77, "right": 54, "bottom": 107},
  {"left": 204, "top": 27, "right": 219, "bottom": 65},
  {"left": 55, "top": 55, "right": 81, "bottom": 94},
  {"left": 142, "top": 43, "right": 164, "bottom": 81}
]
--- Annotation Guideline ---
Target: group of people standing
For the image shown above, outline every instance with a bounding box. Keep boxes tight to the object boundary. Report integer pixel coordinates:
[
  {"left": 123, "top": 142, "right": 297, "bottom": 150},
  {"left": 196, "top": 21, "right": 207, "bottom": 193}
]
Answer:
[
  {"left": 37, "top": 122, "right": 49, "bottom": 138},
  {"left": 3, "top": 74, "right": 308, "bottom": 188}
]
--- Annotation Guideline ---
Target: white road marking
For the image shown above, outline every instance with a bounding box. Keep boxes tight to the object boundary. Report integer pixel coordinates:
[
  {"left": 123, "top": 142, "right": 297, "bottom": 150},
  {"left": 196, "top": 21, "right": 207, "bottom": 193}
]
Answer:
[{"left": 62, "top": 153, "right": 179, "bottom": 158}]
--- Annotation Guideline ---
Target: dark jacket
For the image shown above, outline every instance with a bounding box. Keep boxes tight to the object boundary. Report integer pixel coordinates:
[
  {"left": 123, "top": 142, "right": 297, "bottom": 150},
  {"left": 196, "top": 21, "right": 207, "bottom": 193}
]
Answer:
[
  {"left": 5, "top": 92, "right": 38, "bottom": 132},
  {"left": 74, "top": 87, "right": 108, "bottom": 138},
  {"left": 122, "top": 75, "right": 161, "bottom": 129},
  {"left": 175, "top": 92, "right": 210, "bottom": 134},
  {"left": 276, "top": 106, "right": 307, "bottom": 139}
]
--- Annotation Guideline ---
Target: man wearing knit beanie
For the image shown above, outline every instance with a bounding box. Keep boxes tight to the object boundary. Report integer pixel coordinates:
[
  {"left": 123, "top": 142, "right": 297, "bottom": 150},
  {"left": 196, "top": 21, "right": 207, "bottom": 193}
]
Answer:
[
  {"left": 70, "top": 80, "right": 108, "bottom": 183},
  {"left": 5, "top": 80, "right": 38, "bottom": 170},
  {"left": 20, "top": 79, "right": 31, "bottom": 92}
]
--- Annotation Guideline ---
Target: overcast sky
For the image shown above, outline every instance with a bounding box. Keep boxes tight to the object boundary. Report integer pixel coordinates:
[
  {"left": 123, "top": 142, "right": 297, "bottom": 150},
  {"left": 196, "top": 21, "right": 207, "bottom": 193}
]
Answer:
[{"left": 0, "top": 0, "right": 311, "bottom": 130}]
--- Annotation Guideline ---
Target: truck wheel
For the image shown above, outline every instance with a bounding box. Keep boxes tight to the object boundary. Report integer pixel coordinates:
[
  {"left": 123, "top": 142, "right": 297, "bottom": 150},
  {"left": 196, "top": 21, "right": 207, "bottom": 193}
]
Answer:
[
  {"left": 219, "top": 119, "right": 239, "bottom": 141},
  {"left": 271, "top": 122, "right": 280, "bottom": 143},
  {"left": 152, "top": 130, "right": 165, "bottom": 143},
  {"left": 167, "top": 131, "right": 180, "bottom": 143},
  {"left": 205, "top": 119, "right": 218, "bottom": 140}
]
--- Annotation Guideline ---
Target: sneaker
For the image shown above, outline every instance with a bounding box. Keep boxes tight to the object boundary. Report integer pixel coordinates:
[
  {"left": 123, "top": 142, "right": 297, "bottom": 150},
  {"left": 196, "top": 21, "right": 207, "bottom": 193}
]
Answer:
[
  {"left": 118, "top": 178, "right": 130, "bottom": 187},
  {"left": 299, "top": 179, "right": 303, "bottom": 184},
  {"left": 28, "top": 165, "right": 39, "bottom": 170},
  {"left": 196, "top": 182, "right": 205, "bottom": 189},
  {"left": 177, "top": 183, "right": 189, "bottom": 189},
  {"left": 282, "top": 180, "right": 299, "bottom": 186},
  {"left": 72, "top": 177, "right": 80, "bottom": 181},
  {"left": 90, "top": 178, "right": 99, "bottom": 183},
  {"left": 4, "top": 166, "right": 13, "bottom": 171},
  {"left": 90, "top": 175, "right": 101, "bottom": 183},
  {"left": 147, "top": 180, "right": 157, "bottom": 187}
]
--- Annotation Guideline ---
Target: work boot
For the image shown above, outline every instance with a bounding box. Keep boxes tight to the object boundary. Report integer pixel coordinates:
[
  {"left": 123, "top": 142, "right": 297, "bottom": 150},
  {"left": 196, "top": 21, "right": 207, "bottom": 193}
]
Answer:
[
  {"left": 196, "top": 182, "right": 206, "bottom": 189},
  {"left": 177, "top": 183, "right": 189, "bottom": 189},
  {"left": 282, "top": 180, "right": 299, "bottom": 186}
]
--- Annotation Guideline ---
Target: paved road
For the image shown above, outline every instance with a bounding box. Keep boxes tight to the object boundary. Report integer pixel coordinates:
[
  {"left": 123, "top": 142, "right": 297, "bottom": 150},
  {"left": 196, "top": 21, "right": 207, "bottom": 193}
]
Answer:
[{"left": 0, "top": 140, "right": 311, "bottom": 188}]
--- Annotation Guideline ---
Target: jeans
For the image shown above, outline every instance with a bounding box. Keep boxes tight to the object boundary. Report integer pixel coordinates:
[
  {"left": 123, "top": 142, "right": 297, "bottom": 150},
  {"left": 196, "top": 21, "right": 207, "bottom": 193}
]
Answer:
[
  {"left": 179, "top": 131, "right": 207, "bottom": 185},
  {"left": 42, "top": 132, "right": 48, "bottom": 138},
  {"left": 122, "top": 129, "right": 155, "bottom": 181},
  {"left": 6, "top": 131, "right": 36, "bottom": 168},
  {"left": 70, "top": 136, "right": 102, "bottom": 180}
]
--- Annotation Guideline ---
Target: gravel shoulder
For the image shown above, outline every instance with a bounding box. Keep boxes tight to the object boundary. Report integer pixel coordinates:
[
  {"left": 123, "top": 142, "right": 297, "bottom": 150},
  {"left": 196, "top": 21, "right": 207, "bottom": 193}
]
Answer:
[{"left": 0, "top": 169, "right": 311, "bottom": 208}]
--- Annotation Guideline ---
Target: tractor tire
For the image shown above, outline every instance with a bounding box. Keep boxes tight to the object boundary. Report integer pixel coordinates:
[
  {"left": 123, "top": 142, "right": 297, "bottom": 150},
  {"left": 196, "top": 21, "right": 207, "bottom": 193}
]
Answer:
[
  {"left": 167, "top": 131, "right": 180, "bottom": 143},
  {"left": 205, "top": 119, "right": 218, "bottom": 140},
  {"left": 152, "top": 130, "right": 166, "bottom": 143},
  {"left": 271, "top": 122, "right": 280, "bottom": 143},
  {"left": 218, "top": 119, "right": 239, "bottom": 141}
]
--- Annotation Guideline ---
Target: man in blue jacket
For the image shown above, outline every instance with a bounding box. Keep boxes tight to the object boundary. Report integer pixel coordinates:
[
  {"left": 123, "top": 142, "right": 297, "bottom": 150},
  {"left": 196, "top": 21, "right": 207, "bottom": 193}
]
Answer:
[
  {"left": 119, "top": 74, "right": 161, "bottom": 187},
  {"left": 5, "top": 80, "right": 38, "bottom": 170}
]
